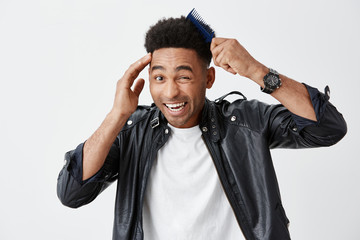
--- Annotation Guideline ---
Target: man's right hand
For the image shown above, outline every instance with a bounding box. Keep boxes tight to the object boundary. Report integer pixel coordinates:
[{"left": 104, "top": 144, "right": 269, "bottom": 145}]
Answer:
[
  {"left": 110, "top": 53, "right": 152, "bottom": 121},
  {"left": 82, "top": 53, "right": 151, "bottom": 181}
]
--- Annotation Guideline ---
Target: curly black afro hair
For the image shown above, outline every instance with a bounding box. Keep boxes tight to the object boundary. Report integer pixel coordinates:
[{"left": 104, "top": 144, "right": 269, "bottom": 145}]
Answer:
[{"left": 144, "top": 16, "right": 215, "bottom": 67}]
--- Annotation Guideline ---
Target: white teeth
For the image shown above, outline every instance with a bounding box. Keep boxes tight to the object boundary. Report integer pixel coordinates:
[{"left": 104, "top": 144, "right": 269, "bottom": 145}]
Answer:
[
  {"left": 165, "top": 102, "right": 185, "bottom": 108},
  {"left": 165, "top": 102, "right": 186, "bottom": 112}
]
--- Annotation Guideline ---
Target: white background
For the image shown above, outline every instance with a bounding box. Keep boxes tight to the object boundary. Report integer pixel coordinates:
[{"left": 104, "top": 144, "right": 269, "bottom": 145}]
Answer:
[{"left": 0, "top": 0, "right": 359, "bottom": 239}]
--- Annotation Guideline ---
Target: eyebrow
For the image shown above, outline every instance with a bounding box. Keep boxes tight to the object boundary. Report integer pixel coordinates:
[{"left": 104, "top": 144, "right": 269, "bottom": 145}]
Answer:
[
  {"left": 151, "top": 65, "right": 165, "bottom": 71},
  {"left": 175, "top": 65, "right": 193, "bottom": 72},
  {"left": 151, "top": 65, "right": 193, "bottom": 72}
]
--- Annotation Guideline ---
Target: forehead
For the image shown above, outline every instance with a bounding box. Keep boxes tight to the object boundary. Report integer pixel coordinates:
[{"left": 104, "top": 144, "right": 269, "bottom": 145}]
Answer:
[{"left": 150, "top": 48, "right": 205, "bottom": 70}]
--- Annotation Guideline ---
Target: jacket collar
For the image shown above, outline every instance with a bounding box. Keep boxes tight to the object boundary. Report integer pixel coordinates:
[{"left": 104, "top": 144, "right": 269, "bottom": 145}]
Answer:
[
  {"left": 200, "top": 98, "right": 221, "bottom": 142},
  {"left": 149, "top": 99, "right": 220, "bottom": 142},
  {"left": 150, "top": 103, "right": 168, "bottom": 129}
]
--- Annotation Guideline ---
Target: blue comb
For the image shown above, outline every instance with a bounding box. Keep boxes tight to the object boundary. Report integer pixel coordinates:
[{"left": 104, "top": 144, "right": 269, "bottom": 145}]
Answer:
[{"left": 187, "top": 8, "right": 215, "bottom": 43}]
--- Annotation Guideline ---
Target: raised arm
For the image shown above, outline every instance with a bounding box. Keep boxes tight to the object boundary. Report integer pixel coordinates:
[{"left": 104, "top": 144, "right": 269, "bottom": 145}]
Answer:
[
  {"left": 210, "top": 38, "right": 316, "bottom": 121},
  {"left": 57, "top": 54, "right": 151, "bottom": 208},
  {"left": 82, "top": 53, "right": 151, "bottom": 180}
]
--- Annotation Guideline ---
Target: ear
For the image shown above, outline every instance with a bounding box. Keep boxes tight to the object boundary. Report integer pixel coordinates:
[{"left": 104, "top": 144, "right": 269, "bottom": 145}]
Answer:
[{"left": 206, "top": 67, "right": 215, "bottom": 89}]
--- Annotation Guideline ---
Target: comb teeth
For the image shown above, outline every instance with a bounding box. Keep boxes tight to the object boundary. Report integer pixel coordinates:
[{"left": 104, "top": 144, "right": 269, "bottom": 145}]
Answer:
[{"left": 187, "top": 8, "right": 215, "bottom": 43}]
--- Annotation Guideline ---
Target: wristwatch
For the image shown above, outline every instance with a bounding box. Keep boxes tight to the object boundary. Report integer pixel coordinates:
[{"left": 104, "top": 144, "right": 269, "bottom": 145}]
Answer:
[{"left": 261, "top": 68, "right": 282, "bottom": 94}]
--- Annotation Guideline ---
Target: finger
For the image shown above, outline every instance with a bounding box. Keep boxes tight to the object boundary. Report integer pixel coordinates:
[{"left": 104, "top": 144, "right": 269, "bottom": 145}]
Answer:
[
  {"left": 210, "top": 37, "right": 228, "bottom": 51},
  {"left": 211, "top": 44, "right": 224, "bottom": 66},
  {"left": 214, "top": 50, "right": 227, "bottom": 68},
  {"left": 133, "top": 78, "right": 145, "bottom": 97},
  {"left": 212, "top": 53, "right": 218, "bottom": 67},
  {"left": 122, "top": 53, "right": 152, "bottom": 88},
  {"left": 218, "top": 61, "right": 237, "bottom": 75},
  {"left": 227, "top": 67, "right": 237, "bottom": 75},
  {"left": 214, "top": 51, "right": 236, "bottom": 74}
]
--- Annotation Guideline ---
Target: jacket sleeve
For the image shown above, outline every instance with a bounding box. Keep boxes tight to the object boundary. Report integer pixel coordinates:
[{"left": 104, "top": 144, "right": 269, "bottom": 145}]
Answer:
[
  {"left": 267, "top": 84, "right": 347, "bottom": 149},
  {"left": 57, "top": 139, "right": 120, "bottom": 208}
]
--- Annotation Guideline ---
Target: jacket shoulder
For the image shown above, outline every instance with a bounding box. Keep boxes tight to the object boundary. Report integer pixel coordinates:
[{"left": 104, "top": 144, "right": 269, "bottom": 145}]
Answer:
[
  {"left": 215, "top": 96, "right": 276, "bottom": 118},
  {"left": 120, "top": 104, "right": 159, "bottom": 131},
  {"left": 212, "top": 94, "right": 288, "bottom": 134}
]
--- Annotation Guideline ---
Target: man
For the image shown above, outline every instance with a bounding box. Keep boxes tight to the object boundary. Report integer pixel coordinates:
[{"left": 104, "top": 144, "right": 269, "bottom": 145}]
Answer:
[{"left": 57, "top": 16, "right": 346, "bottom": 240}]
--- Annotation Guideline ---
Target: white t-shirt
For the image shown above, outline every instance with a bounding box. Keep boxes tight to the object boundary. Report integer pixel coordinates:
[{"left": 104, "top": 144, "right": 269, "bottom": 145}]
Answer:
[{"left": 142, "top": 124, "right": 245, "bottom": 240}]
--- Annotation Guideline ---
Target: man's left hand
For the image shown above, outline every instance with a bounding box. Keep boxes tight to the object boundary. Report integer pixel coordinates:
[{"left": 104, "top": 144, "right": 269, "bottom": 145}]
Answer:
[{"left": 210, "top": 38, "right": 265, "bottom": 80}]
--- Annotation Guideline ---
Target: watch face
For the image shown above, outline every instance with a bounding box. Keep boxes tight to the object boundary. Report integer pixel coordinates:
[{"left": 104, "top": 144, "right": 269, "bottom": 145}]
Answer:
[
  {"left": 267, "top": 75, "right": 279, "bottom": 88},
  {"left": 262, "top": 69, "right": 281, "bottom": 93}
]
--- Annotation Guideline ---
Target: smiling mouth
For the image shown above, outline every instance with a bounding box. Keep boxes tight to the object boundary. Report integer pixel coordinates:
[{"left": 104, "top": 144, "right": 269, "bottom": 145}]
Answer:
[{"left": 164, "top": 102, "right": 187, "bottom": 112}]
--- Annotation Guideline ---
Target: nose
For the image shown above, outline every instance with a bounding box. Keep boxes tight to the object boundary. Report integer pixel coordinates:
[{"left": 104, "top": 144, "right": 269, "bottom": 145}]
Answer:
[{"left": 163, "top": 80, "right": 180, "bottom": 99}]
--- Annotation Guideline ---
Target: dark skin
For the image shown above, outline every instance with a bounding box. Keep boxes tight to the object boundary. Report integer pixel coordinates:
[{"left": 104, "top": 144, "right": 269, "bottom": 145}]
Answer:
[
  {"left": 211, "top": 38, "right": 316, "bottom": 121},
  {"left": 81, "top": 37, "right": 316, "bottom": 180},
  {"left": 149, "top": 48, "right": 215, "bottom": 128}
]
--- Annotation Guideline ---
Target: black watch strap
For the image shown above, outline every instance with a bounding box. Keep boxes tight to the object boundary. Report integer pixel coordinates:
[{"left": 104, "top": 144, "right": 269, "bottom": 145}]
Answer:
[{"left": 260, "top": 86, "right": 274, "bottom": 94}]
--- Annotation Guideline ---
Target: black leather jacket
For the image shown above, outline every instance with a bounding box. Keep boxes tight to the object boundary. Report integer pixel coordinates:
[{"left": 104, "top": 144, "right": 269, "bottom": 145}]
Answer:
[{"left": 57, "top": 85, "right": 346, "bottom": 240}]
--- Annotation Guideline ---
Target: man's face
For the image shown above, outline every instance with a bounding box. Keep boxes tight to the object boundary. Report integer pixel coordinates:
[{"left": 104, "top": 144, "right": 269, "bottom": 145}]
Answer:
[{"left": 149, "top": 48, "right": 215, "bottom": 128}]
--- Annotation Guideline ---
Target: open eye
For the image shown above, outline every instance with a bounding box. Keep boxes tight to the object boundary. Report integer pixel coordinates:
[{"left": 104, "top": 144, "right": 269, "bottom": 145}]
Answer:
[{"left": 155, "top": 76, "right": 163, "bottom": 81}]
